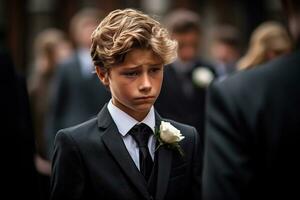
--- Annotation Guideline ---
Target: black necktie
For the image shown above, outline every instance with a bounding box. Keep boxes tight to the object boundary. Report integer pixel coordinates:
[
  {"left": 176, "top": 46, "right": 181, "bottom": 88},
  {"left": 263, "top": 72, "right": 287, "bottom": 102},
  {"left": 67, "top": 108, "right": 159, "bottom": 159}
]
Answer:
[{"left": 129, "top": 123, "right": 154, "bottom": 181}]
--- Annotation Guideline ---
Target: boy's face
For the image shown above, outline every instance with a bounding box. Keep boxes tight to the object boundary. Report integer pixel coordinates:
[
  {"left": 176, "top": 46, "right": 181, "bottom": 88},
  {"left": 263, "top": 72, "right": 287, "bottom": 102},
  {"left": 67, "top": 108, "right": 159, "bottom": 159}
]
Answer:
[{"left": 96, "top": 48, "right": 164, "bottom": 121}]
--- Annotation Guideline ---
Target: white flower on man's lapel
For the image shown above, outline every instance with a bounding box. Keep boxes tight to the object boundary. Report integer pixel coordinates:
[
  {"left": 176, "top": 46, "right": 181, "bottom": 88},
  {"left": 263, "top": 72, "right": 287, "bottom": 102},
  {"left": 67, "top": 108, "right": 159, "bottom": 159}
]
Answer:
[
  {"left": 192, "top": 66, "right": 214, "bottom": 88},
  {"left": 155, "top": 121, "right": 185, "bottom": 156}
]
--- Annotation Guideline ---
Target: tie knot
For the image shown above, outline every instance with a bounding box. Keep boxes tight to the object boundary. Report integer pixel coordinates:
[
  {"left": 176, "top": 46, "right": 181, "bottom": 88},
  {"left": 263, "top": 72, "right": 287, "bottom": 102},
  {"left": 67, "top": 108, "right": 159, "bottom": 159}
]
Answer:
[{"left": 129, "top": 123, "right": 153, "bottom": 148}]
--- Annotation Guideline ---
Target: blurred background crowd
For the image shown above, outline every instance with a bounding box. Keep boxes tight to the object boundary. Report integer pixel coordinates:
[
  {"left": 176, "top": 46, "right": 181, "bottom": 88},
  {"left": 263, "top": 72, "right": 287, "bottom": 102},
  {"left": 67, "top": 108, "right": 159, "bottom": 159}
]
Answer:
[
  {"left": 0, "top": 0, "right": 295, "bottom": 199},
  {"left": 1, "top": 0, "right": 291, "bottom": 72}
]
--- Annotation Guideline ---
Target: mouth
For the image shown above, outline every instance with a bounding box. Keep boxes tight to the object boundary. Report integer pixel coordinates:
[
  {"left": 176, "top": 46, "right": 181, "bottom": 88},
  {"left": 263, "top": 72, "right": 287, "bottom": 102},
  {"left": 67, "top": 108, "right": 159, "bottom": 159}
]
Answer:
[{"left": 135, "top": 96, "right": 155, "bottom": 101}]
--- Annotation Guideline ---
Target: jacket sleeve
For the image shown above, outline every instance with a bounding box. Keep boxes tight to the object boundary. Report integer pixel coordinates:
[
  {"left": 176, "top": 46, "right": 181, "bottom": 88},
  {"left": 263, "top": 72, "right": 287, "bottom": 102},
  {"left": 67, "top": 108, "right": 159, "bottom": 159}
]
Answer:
[{"left": 50, "top": 131, "right": 85, "bottom": 200}]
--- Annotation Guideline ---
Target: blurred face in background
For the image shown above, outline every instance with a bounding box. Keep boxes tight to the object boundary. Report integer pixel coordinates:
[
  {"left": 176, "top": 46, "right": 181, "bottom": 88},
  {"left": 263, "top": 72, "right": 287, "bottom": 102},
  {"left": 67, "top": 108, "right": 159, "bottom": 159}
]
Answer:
[
  {"left": 172, "top": 30, "right": 200, "bottom": 62},
  {"left": 211, "top": 42, "right": 240, "bottom": 64},
  {"left": 73, "top": 18, "right": 98, "bottom": 48}
]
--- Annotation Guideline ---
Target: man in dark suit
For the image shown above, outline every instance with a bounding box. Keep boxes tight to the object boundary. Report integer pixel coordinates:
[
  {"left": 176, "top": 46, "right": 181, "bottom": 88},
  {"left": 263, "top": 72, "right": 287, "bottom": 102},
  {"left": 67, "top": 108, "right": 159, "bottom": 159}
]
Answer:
[
  {"left": 50, "top": 9, "right": 202, "bottom": 200},
  {"left": 155, "top": 9, "right": 217, "bottom": 135},
  {"left": 1, "top": 43, "right": 41, "bottom": 199},
  {"left": 202, "top": 0, "right": 300, "bottom": 199},
  {"left": 46, "top": 8, "right": 111, "bottom": 159}
]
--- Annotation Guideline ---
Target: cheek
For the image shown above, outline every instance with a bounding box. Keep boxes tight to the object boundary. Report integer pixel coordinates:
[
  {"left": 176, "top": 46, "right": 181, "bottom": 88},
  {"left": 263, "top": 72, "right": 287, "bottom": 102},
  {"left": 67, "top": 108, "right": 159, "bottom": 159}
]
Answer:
[{"left": 110, "top": 81, "right": 132, "bottom": 101}]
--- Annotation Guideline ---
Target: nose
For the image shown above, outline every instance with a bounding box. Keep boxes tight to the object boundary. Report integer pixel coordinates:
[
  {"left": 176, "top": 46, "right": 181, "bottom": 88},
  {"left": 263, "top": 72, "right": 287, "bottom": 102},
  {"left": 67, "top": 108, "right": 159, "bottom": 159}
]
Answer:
[{"left": 139, "top": 73, "right": 152, "bottom": 93}]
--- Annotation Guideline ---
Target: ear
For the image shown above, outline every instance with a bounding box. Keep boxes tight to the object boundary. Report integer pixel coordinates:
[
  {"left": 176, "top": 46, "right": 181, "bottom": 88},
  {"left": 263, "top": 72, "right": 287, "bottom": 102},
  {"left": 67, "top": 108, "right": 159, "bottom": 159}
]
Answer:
[{"left": 95, "top": 66, "right": 110, "bottom": 87}]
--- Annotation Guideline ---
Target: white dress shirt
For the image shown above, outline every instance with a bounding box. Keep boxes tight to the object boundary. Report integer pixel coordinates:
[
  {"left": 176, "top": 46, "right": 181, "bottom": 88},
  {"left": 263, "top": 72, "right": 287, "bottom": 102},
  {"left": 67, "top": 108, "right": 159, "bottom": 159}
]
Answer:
[{"left": 107, "top": 100, "right": 156, "bottom": 170}]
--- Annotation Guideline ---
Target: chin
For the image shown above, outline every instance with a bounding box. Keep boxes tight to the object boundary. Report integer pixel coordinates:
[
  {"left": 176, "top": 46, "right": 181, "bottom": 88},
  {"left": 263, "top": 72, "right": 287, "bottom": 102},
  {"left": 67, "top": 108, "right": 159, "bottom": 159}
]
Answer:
[{"left": 134, "top": 103, "right": 153, "bottom": 112}]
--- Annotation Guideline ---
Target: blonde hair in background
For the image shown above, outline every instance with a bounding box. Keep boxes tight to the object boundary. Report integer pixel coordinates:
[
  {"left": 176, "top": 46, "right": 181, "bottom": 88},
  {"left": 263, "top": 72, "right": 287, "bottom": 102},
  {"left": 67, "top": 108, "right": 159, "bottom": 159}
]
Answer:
[
  {"left": 238, "top": 21, "right": 292, "bottom": 70},
  {"left": 33, "top": 28, "right": 71, "bottom": 75},
  {"left": 90, "top": 8, "right": 177, "bottom": 69}
]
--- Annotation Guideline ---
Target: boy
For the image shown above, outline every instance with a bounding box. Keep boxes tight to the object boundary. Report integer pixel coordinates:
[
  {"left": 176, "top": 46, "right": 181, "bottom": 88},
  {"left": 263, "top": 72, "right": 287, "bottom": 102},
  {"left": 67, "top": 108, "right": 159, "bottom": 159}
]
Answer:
[{"left": 50, "top": 9, "right": 202, "bottom": 200}]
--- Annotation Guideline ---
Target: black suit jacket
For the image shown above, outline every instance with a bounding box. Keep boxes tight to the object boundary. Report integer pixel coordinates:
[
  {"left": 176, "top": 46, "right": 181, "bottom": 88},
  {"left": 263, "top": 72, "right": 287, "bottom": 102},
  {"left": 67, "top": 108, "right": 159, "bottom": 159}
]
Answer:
[
  {"left": 46, "top": 51, "right": 111, "bottom": 158},
  {"left": 203, "top": 49, "right": 300, "bottom": 199},
  {"left": 50, "top": 105, "right": 202, "bottom": 200},
  {"left": 1, "top": 47, "right": 40, "bottom": 199}
]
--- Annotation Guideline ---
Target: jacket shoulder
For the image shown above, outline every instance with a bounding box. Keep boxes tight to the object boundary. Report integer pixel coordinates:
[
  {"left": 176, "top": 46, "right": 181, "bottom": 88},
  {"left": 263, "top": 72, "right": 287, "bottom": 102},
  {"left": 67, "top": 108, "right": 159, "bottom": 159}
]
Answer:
[{"left": 57, "top": 117, "right": 98, "bottom": 141}]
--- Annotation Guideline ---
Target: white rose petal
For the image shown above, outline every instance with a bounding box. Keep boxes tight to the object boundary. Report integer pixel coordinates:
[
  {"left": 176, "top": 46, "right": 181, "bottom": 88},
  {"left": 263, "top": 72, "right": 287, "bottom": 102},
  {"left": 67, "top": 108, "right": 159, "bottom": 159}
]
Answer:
[
  {"left": 160, "top": 121, "right": 185, "bottom": 144},
  {"left": 192, "top": 67, "right": 214, "bottom": 87}
]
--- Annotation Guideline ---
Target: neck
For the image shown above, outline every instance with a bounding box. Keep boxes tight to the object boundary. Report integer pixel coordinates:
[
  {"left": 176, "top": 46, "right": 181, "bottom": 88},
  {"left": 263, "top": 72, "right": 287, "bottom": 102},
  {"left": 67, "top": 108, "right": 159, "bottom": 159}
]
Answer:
[{"left": 130, "top": 112, "right": 148, "bottom": 122}]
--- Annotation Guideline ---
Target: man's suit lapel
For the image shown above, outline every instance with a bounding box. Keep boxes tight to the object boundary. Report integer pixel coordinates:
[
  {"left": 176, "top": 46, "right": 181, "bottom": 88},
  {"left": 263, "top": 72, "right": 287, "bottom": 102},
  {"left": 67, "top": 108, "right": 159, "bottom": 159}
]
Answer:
[
  {"left": 154, "top": 112, "right": 173, "bottom": 200},
  {"left": 98, "top": 105, "right": 149, "bottom": 199}
]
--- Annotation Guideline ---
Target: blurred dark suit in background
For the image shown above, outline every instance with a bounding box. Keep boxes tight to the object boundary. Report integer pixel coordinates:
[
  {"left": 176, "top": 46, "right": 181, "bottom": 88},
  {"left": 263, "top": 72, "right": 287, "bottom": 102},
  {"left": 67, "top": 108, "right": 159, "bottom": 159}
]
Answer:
[
  {"left": 202, "top": 0, "right": 300, "bottom": 199},
  {"left": 0, "top": 44, "right": 41, "bottom": 199}
]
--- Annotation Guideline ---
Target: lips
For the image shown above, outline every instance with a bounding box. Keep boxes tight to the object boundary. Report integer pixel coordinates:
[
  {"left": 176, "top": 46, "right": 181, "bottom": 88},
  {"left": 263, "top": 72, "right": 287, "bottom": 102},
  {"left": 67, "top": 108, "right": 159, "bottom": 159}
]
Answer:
[{"left": 135, "top": 96, "right": 155, "bottom": 100}]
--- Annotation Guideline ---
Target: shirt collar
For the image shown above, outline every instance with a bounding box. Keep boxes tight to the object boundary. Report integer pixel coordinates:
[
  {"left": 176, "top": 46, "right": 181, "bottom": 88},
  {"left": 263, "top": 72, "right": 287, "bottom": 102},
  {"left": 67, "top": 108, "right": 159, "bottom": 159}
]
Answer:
[{"left": 107, "top": 99, "right": 155, "bottom": 136}]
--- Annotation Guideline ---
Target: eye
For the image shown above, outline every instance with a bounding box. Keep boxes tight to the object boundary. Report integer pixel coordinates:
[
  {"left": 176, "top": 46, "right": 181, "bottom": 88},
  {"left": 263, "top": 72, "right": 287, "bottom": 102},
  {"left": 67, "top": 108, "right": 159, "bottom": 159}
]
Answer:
[
  {"left": 122, "top": 71, "right": 139, "bottom": 77},
  {"left": 149, "top": 65, "right": 162, "bottom": 74}
]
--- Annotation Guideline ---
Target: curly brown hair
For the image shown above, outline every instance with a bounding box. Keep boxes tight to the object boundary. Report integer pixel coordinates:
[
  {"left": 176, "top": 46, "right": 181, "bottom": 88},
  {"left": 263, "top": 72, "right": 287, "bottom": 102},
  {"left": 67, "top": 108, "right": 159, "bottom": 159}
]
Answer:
[{"left": 90, "top": 8, "right": 177, "bottom": 69}]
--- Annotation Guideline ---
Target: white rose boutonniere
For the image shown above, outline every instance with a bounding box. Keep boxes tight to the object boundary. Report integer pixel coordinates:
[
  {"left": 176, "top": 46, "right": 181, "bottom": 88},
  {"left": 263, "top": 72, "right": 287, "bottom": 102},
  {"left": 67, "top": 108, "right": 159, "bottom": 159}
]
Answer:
[
  {"left": 155, "top": 121, "right": 185, "bottom": 156},
  {"left": 192, "top": 66, "right": 214, "bottom": 88}
]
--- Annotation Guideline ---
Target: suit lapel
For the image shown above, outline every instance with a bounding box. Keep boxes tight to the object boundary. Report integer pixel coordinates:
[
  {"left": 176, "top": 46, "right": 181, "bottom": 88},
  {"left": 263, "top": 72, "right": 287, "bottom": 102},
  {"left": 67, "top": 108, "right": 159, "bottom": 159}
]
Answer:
[
  {"left": 154, "top": 112, "right": 173, "bottom": 200},
  {"left": 98, "top": 106, "right": 149, "bottom": 199}
]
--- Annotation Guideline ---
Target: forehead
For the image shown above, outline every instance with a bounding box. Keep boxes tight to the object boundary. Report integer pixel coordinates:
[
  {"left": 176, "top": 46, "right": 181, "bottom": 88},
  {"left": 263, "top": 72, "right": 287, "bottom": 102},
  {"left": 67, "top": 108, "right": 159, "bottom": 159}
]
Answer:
[{"left": 122, "top": 48, "right": 163, "bottom": 66}]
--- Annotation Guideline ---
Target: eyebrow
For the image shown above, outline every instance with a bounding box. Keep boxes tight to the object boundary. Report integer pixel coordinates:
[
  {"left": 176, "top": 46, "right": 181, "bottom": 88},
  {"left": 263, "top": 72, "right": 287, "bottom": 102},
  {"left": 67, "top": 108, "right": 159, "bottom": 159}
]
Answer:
[{"left": 122, "top": 63, "right": 163, "bottom": 70}]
